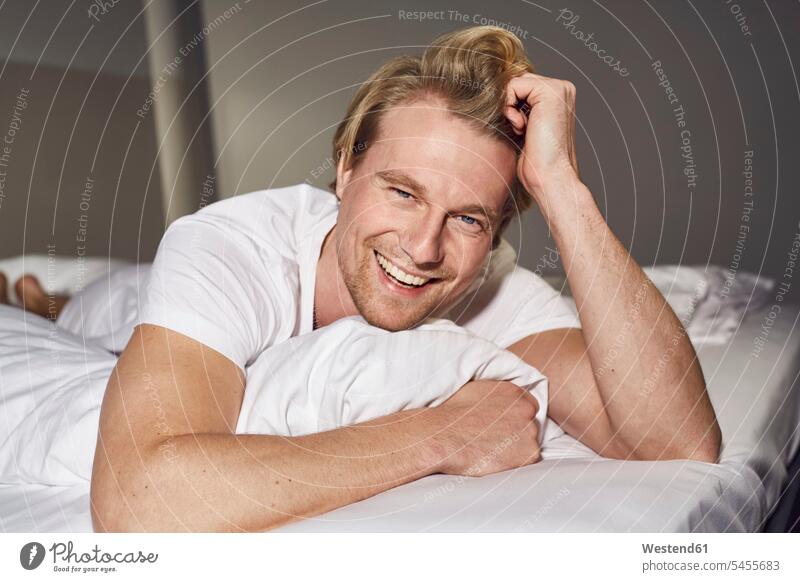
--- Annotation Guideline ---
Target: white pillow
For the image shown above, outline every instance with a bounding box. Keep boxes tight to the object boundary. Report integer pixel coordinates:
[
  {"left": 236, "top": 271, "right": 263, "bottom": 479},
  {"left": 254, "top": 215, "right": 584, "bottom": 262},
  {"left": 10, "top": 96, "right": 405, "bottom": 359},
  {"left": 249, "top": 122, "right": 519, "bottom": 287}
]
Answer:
[
  {"left": 56, "top": 264, "right": 151, "bottom": 353},
  {"left": 642, "top": 265, "right": 709, "bottom": 326},
  {"left": 238, "top": 316, "right": 558, "bottom": 442},
  {"left": 0, "top": 254, "right": 130, "bottom": 300},
  {"left": 0, "top": 309, "right": 557, "bottom": 486},
  {"left": 536, "top": 265, "right": 709, "bottom": 327}
]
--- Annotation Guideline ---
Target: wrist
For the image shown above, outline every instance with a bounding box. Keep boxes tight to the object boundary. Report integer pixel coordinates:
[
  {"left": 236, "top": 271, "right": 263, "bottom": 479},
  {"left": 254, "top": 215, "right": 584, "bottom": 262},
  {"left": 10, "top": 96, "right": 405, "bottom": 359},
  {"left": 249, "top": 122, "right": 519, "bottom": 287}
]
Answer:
[
  {"left": 530, "top": 177, "right": 599, "bottom": 227},
  {"left": 417, "top": 408, "right": 453, "bottom": 474},
  {"left": 519, "top": 157, "right": 580, "bottom": 201}
]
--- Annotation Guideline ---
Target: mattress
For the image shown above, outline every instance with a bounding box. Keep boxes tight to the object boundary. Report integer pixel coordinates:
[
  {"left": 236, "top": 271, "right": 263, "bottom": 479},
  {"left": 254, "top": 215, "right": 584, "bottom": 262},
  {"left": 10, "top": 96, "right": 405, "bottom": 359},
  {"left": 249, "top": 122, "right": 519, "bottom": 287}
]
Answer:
[{"left": 1, "top": 303, "right": 797, "bottom": 533}]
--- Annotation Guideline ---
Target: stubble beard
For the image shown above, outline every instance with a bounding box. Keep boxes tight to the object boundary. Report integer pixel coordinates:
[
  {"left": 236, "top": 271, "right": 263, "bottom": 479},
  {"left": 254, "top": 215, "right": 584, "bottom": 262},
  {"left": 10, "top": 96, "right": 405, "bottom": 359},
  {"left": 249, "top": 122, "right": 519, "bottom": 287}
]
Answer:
[{"left": 339, "top": 244, "right": 452, "bottom": 332}]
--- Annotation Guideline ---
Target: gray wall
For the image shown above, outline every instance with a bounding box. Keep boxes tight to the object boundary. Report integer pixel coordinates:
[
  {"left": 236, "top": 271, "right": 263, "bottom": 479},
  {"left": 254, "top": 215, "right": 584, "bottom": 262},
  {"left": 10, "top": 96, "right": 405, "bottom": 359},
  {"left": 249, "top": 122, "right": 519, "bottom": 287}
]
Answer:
[
  {"left": 199, "top": 0, "right": 800, "bottom": 281},
  {"left": 0, "top": 0, "right": 164, "bottom": 262},
  {"left": 1, "top": 0, "right": 798, "bottom": 283}
]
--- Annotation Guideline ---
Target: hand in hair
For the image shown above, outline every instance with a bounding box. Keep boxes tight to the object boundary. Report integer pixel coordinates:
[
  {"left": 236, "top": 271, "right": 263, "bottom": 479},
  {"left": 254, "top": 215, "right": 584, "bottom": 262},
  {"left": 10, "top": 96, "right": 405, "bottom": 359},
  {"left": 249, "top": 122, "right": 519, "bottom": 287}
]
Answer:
[{"left": 503, "top": 73, "right": 580, "bottom": 204}]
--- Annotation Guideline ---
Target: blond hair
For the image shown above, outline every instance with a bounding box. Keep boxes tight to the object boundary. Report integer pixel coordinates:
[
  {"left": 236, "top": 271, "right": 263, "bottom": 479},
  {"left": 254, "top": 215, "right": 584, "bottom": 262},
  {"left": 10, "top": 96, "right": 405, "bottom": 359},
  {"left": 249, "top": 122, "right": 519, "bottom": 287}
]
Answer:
[{"left": 330, "top": 26, "right": 536, "bottom": 247}]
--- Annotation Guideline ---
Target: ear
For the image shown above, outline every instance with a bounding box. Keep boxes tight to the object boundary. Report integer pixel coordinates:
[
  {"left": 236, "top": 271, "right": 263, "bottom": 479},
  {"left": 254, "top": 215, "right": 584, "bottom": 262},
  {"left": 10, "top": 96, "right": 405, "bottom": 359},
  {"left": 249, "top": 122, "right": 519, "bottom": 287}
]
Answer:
[{"left": 335, "top": 155, "right": 354, "bottom": 202}]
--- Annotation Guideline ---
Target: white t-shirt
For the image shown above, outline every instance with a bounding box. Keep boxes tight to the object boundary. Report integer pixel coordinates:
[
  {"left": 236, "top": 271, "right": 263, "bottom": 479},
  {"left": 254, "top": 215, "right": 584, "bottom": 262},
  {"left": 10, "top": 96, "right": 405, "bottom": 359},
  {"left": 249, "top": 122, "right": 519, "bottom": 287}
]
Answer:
[{"left": 139, "top": 183, "right": 579, "bottom": 371}]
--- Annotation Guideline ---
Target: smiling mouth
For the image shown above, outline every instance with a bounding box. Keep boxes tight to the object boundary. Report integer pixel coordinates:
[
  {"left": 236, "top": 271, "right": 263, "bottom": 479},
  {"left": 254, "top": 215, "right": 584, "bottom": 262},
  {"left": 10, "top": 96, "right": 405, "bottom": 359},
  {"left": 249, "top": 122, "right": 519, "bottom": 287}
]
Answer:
[{"left": 374, "top": 251, "right": 436, "bottom": 288}]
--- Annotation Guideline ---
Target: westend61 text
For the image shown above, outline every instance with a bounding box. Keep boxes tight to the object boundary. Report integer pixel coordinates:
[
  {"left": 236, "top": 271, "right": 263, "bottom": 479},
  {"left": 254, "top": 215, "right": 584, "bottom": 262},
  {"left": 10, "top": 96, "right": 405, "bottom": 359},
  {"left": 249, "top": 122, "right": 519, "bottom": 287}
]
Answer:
[{"left": 642, "top": 543, "right": 708, "bottom": 554}]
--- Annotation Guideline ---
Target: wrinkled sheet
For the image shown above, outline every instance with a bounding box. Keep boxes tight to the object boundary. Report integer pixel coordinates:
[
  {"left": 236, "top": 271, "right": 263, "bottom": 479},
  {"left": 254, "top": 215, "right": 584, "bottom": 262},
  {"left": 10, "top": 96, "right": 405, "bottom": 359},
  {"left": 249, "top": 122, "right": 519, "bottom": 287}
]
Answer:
[
  {"left": 277, "top": 303, "right": 800, "bottom": 532},
  {"left": 0, "top": 307, "right": 557, "bottom": 486},
  {"left": 2, "top": 303, "right": 797, "bottom": 532},
  {"left": 0, "top": 256, "right": 796, "bottom": 532}
]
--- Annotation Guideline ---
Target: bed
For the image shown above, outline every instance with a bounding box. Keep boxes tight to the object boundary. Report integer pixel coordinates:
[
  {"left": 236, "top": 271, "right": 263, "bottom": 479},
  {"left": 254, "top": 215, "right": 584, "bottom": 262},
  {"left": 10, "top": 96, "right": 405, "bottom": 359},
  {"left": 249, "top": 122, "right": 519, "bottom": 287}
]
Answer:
[
  {"left": 1, "top": 256, "right": 798, "bottom": 532},
  {"left": 281, "top": 301, "right": 800, "bottom": 532}
]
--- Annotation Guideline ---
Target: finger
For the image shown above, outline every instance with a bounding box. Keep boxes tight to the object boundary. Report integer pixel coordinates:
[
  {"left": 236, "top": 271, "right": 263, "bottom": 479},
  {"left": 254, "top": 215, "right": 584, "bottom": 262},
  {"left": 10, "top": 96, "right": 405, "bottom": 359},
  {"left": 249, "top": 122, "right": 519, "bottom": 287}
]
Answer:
[
  {"left": 504, "top": 82, "right": 531, "bottom": 135},
  {"left": 523, "top": 392, "right": 541, "bottom": 417},
  {"left": 505, "top": 72, "right": 553, "bottom": 105},
  {"left": 507, "top": 383, "right": 541, "bottom": 415},
  {"left": 521, "top": 416, "right": 542, "bottom": 452},
  {"left": 505, "top": 79, "right": 546, "bottom": 132},
  {"left": 505, "top": 79, "right": 518, "bottom": 106},
  {"left": 503, "top": 105, "right": 526, "bottom": 134},
  {"left": 506, "top": 76, "right": 536, "bottom": 107}
]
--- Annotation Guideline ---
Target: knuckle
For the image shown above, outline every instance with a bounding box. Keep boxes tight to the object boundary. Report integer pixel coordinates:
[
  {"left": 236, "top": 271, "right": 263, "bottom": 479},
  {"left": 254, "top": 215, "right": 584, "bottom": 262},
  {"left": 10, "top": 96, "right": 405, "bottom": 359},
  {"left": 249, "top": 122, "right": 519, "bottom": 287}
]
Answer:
[
  {"left": 503, "top": 380, "right": 524, "bottom": 394},
  {"left": 524, "top": 423, "right": 540, "bottom": 445}
]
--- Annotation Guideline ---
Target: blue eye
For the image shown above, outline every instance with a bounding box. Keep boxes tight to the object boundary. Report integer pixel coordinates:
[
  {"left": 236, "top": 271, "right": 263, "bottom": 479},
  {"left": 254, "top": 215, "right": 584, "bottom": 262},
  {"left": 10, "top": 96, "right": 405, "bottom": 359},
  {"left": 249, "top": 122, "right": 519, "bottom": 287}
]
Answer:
[
  {"left": 391, "top": 187, "right": 413, "bottom": 199},
  {"left": 454, "top": 215, "right": 485, "bottom": 233}
]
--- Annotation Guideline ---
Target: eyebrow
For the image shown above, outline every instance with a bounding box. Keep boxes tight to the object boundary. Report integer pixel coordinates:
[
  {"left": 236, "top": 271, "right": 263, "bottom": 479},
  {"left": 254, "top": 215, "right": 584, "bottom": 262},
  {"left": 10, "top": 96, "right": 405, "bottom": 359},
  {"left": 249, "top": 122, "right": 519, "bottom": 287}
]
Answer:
[
  {"left": 374, "top": 169, "right": 501, "bottom": 224},
  {"left": 375, "top": 170, "right": 428, "bottom": 195}
]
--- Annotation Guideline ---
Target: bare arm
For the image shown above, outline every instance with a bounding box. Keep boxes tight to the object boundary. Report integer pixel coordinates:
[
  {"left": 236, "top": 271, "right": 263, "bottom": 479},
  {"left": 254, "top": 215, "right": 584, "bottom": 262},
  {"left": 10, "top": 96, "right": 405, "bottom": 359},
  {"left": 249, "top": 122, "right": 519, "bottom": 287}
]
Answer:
[
  {"left": 508, "top": 309, "right": 719, "bottom": 462},
  {"left": 91, "top": 325, "right": 541, "bottom": 532},
  {"left": 504, "top": 74, "right": 721, "bottom": 462},
  {"left": 552, "top": 191, "right": 719, "bottom": 462},
  {"left": 517, "top": 178, "right": 720, "bottom": 462},
  {"left": 91, "top": 324, "right": 439, "bottom": 532}
]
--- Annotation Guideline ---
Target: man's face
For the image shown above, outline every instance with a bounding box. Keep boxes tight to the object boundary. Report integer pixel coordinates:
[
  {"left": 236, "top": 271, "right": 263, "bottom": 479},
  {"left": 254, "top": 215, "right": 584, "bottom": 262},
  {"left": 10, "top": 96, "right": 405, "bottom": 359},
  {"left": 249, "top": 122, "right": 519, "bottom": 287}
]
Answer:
[{"left": 333, "top": 96, "right": 517, "bottom": 331}]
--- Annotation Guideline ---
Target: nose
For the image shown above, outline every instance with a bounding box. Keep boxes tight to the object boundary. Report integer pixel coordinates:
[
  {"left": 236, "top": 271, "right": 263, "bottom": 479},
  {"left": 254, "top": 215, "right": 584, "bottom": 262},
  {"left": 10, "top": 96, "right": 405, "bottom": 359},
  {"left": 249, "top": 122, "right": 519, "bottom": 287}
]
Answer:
[{"left": 399, "top": 209, "right": 445, "bottom": 266}]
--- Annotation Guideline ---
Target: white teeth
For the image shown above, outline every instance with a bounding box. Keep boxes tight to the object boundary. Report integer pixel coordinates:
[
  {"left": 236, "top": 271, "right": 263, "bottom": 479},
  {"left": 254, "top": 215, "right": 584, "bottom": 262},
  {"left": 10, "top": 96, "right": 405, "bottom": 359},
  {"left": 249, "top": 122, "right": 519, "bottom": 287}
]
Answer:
[{"left": 376, "top": 253, "right": 430, "bottom": 287}]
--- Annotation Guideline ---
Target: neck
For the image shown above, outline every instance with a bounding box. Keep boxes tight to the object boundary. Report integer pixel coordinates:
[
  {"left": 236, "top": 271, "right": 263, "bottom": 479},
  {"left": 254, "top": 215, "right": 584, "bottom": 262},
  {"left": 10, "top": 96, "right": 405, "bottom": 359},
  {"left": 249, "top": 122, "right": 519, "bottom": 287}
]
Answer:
[{"left": 314, "top": 223, "right": 358, "bottom": 328}]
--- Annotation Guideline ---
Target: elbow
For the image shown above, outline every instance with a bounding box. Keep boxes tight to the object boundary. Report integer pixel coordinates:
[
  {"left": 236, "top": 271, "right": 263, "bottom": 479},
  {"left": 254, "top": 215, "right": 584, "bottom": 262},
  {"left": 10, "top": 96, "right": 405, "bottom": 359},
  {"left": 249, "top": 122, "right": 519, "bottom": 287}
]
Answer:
[
  {"left": 90, "top": 459, "right": 149, "bottom": 532},
  {"left": 90, "top": 445, "right": 123, "bottom": 531},
  {"left": 90, "top": 474, "right": 137, "bottom": 533},
  {"left": 90, "top": 445, "right": 166, "bottom": 532},
  {"left": 688, "top": 450, "right": 720, "bottom": 464},
  {"left": 684, "top": 423, "right": 722, "bottom": 464},
  {"left": 677, "top": 409, "right": 722, "bottom": 463},
  {"left": 651, "top": 423, "right": 723, "bottom": 464},
  {"left": 91, "top": 499, "right": 127, "bottom": 533},
  {"left": 611, "top": 422, "right": 722, "bottom": 463}
]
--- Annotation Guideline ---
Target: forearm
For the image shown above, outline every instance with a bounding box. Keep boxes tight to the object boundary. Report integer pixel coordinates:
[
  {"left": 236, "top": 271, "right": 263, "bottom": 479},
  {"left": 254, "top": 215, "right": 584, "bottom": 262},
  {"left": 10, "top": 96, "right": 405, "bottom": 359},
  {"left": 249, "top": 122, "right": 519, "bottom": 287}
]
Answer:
[
  {"left": 91, "top": 409, "right": 445, "bottom": 532},
  {"left": 542, "top": 178, "right": 720, "bottom": 460}
]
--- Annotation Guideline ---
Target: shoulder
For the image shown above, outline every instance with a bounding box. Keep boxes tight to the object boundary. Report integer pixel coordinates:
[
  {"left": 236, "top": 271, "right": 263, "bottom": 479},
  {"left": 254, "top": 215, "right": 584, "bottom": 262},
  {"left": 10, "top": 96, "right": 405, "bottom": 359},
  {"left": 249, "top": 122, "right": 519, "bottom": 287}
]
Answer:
[
  {"left": 167, "top": 183, "right": 338, "bottom": 256},
  {"left": 140, "top": 184, "right": 337, "bottom": 368}
]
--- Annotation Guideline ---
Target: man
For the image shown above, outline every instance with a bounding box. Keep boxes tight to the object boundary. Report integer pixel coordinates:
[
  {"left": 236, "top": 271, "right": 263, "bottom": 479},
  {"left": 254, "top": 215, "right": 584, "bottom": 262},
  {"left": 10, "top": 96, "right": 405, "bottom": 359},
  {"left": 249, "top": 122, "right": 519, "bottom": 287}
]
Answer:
[{"left": 89, "top": 26, "right": 720, "bottom": 532}]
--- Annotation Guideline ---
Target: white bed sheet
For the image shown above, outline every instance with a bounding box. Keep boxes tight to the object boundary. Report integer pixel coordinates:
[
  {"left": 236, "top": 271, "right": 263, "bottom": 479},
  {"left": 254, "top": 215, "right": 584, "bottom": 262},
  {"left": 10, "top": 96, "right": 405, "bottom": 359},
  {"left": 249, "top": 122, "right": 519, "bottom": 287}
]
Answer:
[
  {"left": 0, "top": 483, "right": 92, "bottom": 533},
  {"left": 1, "top": 304, "right": 797, "bottom": 533},
  {"left": 277, "top": 303, "right": 800, "bottom": 533}
]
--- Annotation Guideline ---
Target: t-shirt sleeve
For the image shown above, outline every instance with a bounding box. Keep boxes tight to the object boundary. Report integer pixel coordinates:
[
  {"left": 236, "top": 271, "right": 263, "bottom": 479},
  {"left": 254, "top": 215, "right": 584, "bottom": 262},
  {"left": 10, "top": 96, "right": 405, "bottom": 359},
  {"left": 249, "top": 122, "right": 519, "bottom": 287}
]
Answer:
[
  {"left": 138, "top": 214, "right": 297, "bottom": 370},
  {"left": 451, "top": 240, "right": 580, "bottom": 348},
  {"left": 490, "top": 269, "right": 580, "bottom": 348}
]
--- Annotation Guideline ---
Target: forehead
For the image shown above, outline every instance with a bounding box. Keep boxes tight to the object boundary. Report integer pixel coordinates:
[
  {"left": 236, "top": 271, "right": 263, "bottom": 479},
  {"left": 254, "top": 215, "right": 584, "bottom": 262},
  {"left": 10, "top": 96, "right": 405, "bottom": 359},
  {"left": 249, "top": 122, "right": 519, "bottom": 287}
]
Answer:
[{"left": 358, "top": 98, "right": 517, "bottom": 213}]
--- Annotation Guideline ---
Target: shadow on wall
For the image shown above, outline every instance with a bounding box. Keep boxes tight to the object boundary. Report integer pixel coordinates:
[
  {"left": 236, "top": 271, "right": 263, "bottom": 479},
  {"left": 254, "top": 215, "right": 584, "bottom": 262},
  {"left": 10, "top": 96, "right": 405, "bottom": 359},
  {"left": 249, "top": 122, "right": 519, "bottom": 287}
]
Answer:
[
  {"left": 197, "top": 0, "right": 800, "bottom": 279},
  {"left": 0, "top": 60, "right": 164, "bottom": 262},
  {"left": 0, "top": 0, "right": 166, "bottom": 263}
]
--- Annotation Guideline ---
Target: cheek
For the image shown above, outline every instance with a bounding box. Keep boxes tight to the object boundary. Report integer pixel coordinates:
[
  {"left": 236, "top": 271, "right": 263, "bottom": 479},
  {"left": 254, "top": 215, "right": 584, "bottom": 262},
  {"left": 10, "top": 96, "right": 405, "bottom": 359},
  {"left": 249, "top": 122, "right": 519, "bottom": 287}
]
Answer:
[
  {"left": 446, "top": 237, "right": 491, "bottom": 281},
  {"left": 342, "top": 193, "right": 398, "bottom": 235}
]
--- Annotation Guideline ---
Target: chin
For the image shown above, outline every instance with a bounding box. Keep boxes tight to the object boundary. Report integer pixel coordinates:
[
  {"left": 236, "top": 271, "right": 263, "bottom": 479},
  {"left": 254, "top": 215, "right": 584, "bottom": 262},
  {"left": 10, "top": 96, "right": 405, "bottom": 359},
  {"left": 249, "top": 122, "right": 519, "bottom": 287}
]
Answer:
[
  {"left": 356, "top": 302, "right": 431, "bottom": 332},
  {"left": 360, "top": 311, "right": 422, "bottom": 332}
]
